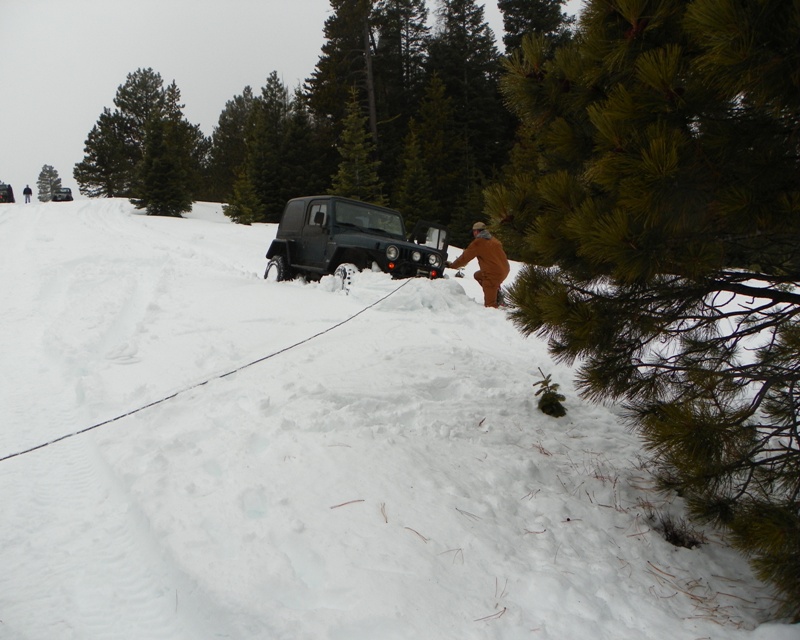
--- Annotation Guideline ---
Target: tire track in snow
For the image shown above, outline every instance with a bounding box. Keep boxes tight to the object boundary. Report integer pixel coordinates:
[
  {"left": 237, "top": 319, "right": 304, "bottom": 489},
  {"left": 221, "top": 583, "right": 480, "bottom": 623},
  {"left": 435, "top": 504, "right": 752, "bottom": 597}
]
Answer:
[
  {"left": 0, "top": 437, "right": 238, "bottom": 639},
  {"left": 0, "top": 202, "right": 260, "bottom": 639}
]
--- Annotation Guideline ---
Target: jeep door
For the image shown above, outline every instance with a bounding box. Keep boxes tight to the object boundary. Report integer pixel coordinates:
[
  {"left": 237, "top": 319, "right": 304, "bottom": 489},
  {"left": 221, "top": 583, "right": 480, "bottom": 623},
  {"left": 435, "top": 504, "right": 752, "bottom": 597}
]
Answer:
[
  {"left": 409, "top": 220, "right": 449, "bottom": 253},
  {"left": 299, "top": 200, "right": 330, "bottom": 269}
]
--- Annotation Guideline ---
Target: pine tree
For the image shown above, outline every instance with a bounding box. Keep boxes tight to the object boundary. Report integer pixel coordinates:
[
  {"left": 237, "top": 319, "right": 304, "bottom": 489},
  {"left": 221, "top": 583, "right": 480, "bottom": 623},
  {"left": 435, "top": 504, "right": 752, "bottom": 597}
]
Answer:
[
  {"left": 74, "top": 108, "right": 135, "bottom": 197},
  {"left": 330, "top": 90, "right": 385, "bottom": 204},
  {"left": 223, "top": 166, "right": 261, "bottom": 225},
  {"left": 249, "top": 72, "right": 292, "bottom": 222},
  {"left": 492, "top": 0, "right": 800, "bottom": 619},
  {"left": 306, "top": 0, "right": 374, "bottom": 137},
  {"left": 74, "top": 68, "right": 206, "bottom": 202},
  {"left": 282, "top": 87, "right": 333, "bottom": 199},
  {"left": 497, "top": 0, "right": 574, "bottom": 53},
  {"left": 372, "top": 0, "right": 430, "bottom": 190},
  {"left": 36, "top": 164, "right": 61, "bottom": 202},
  {"left": 128, "top": 80, "right": 198, "bottom": 216},
  {"left": 131, "top": 117, "right": 193, "bottom": 217},
  {"left": 305, "top": 0, "right": 379, "bottom": 197},
  {"left": 425, "top": 0, "right": 511, "bottom": 228},
  {"left": 411, "top": 73, "right": 466, "bottom": 231},
  {"left": 114, "top": 67, "right": 166, "bottom": 144},
  {"left": 208, "top": 87, "right": 256, "bottom": 202},
  {"left": 216, "top": 80, "right": 332, "bottom": 225},
  {"left": 161, "top": 81, "right": 210, "bottom": 202},
  {"left": 374, "top": 0, "right": 429, "bottom": 104},
  {"left": 393, "top": 123, "right": 436, "bottom": 229}
]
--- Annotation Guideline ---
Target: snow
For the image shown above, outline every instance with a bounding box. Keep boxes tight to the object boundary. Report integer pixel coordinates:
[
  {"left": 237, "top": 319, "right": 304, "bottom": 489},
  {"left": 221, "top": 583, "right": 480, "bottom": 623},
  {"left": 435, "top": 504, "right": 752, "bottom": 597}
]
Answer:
[{"left": 0, "top": 199, "right": 796, "bottom": 640}]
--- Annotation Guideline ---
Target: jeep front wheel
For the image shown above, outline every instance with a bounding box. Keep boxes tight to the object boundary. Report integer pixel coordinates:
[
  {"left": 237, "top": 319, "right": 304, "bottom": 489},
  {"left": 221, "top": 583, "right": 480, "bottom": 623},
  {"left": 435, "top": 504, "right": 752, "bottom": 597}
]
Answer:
[
  {"left": 333, "top": 263, "right": 357, "bottom": 292},
  {"left": 264, "top": 256, "right": 291, "bottom": 282}
]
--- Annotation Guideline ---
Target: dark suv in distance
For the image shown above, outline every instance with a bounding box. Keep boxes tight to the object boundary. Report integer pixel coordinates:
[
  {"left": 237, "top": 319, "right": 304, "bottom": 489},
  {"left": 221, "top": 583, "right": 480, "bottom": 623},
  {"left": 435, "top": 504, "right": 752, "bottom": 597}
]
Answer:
[
  {"left": 0, "top": 183, "right": 15, "bottom": 203},
  {"left": 52, "top": 187, "right": 73, "bottom": 202},
  {"left": 264, "top": 196, "right": 449, "bottom": 284}
]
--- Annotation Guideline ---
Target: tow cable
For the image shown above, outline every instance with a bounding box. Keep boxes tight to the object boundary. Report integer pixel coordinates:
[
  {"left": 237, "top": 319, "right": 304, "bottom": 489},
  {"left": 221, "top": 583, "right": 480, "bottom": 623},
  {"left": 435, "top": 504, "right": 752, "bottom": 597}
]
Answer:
[{"left": 0, "top": 279, "right": 412, "bottom": 464}]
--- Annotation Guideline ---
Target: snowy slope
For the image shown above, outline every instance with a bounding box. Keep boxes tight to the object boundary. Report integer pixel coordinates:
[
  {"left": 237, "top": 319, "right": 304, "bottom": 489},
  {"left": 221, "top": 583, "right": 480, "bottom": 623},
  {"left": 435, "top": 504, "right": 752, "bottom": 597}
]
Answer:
[{"left": 0, "top": 200, "right": 794, "bottom": 639}]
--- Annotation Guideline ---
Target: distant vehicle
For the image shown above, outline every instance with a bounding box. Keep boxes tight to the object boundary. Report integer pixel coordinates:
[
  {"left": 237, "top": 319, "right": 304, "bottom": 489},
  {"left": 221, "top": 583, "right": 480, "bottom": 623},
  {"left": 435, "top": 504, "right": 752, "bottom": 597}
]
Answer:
[
  {"left": 51, "top": 187, "right": 73, "bottom": 202},
  {"left": 0, "top": 183, "right": 15, "bottom": 203},
  {"left": 263, "top": 195, "right": 449, "bottom": 286}
]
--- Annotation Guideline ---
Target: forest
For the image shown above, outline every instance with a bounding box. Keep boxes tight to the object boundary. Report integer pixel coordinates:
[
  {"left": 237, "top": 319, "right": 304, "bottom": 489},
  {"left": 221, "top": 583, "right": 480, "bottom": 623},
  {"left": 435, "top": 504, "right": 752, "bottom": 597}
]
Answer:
[{"left": 73, "top": 0, "right": 571, "bottom": 246}]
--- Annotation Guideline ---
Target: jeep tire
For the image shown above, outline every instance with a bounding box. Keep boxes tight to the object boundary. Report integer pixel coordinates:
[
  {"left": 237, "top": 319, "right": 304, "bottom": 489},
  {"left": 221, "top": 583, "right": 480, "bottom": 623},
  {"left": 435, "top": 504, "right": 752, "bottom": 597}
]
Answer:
[
  {"left": 333, "top": 263, "right": 357, "bottom": 291},
  {"left": 264, "top": 256, "right": 291, "bottom": 282}
]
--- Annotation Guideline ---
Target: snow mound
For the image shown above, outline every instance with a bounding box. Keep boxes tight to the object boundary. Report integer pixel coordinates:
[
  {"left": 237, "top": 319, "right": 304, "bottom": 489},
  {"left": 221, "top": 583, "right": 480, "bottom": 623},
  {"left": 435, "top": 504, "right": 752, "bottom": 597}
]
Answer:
[{"left": 313, "top": 269, "right": 475, "bottom": 313}]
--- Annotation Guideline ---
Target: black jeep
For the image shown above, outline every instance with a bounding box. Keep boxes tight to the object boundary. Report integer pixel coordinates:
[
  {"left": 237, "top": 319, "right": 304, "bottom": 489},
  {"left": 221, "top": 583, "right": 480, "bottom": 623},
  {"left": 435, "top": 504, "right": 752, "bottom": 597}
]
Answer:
[
  {"left": 264, "top": 196, "right": 449, "bottom": 284},
  {"left": 51, "top": 187, "right": 73, "bottom": 202},
  {"left": 0, "top": 183, "right": 15, "bottom": 203}
]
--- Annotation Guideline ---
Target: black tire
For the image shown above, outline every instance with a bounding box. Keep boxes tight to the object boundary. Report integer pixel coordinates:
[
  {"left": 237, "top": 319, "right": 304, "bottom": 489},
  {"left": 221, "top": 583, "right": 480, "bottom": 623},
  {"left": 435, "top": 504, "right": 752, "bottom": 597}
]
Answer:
[
  {"left": 333, "top": 263, "right": 357, "bottom": 292},
  {"left": 264, "top": 256, "right": 290, "bottom": 282}
]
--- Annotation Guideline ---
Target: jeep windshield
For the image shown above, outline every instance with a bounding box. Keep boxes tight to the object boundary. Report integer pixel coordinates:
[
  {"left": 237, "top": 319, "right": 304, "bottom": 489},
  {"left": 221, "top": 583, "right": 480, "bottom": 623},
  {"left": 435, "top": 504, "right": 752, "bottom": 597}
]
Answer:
[{"left": 333, "top": 201, "right": 404, "bottom": 238}]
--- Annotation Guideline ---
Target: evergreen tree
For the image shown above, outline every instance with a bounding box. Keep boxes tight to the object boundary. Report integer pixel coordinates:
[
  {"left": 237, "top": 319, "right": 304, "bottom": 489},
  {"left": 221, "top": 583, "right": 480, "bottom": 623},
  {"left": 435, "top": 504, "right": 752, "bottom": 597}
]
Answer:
[
  {"left": 282, "top": 87, "right": 333, "bottom": 199},
  {"left": 208, "top": 87, "right": 256, "bottom": 202},
  {"left": 74, "top": 68, "right": 206, "bottom": 202},
  {"left": 374, "top": 0, "right": 428, "bottom": 104},
  {"left": 36, "top": 164, "right": 61, "bottom": 202},
  {"left": 492, "top": 0, "right": 800, "bottom": 619},
  {"left": 372, "top": 0, "right": 430, "bottom": 190},
  {"left": 249, "top": 72, "right": 292, "bottom": 222},
  {"left": 393, "top": 122, "right": 436, "bottom": 229},
  {"left": 305, "top": 0, "right": 379, "bottom": 198},
  {"left": 131, "top": 117, "right": 193, "bottom": 217},
  {"left": 223, "top": 166, "right": 261, "bottom": 225},
  {"left": 161, "top": 80, "right": 210, "bottom": 202},
  {"left": 330, "top": 90, "right": 385, "bottom": 204},
  {"left": 306, "top": 0, "right": 374, "bottom": 136},
  {"left": 108, "top": 68, "right": 169, "bottom": 197},
  {"left": 411, "top": 73, "right": 466, "bottom": 231},
  {"left": 497, "top": 0, "right": 574, "bottom": 53},
  {"left": 425, "top": 0, "right": 510, "bottom": 221},
  {"left": 115, "top": 67, "right": 167, "bottom": 146},
  {"left": 426, "top": 0, "right": 507, "bottom": 161},
  {"left": 74, "top": 107, "right": 135, "bottom": 197},
  {"left": 128, "top": 80, "right": 200, "bottom": 216},
  {"left": 218, "top": 81, "right": 331, "bottom": 225}
]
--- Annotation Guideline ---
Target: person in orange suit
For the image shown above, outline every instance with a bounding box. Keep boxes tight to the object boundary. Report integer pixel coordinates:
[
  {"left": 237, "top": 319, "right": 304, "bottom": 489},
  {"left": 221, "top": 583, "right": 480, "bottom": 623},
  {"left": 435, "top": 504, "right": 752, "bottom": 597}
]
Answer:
[{"left": 447, "top": 221, "right": 510, "bottom": 308}]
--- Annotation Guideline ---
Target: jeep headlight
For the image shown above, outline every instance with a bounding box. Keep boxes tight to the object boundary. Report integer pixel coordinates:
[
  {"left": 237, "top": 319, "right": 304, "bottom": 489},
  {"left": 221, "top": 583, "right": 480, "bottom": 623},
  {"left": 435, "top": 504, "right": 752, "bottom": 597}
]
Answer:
[
  {"left": 428, "top": 253, "right": 441, "bottom": 267},
  {"left": 411, "top": 250, "right": 422, "bottom": 262},
  {"left": 386, "top": 245, "right": 399, "bottom": 260}
]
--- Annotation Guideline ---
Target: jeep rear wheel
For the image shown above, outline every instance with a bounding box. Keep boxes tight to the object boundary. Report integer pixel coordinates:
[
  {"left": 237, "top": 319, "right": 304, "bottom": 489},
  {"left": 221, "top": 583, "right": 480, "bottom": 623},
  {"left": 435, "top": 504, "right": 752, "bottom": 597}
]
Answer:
[{"left": 264, "top": 256, "right": 291, "bottom": 282}]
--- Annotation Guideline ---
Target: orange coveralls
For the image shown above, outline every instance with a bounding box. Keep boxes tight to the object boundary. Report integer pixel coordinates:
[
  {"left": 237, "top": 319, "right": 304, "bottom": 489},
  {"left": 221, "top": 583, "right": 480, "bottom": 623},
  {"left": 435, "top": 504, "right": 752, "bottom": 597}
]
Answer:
[{"left": 450, "top": 234, "right": 510, "bottom": 307}]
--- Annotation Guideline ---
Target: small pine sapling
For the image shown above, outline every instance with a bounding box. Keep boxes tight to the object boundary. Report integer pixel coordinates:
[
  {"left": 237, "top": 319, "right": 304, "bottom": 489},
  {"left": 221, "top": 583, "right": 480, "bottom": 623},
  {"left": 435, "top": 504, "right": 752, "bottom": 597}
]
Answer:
[
  {"left": 640, "top": 501, "right": 706, "bottom": 550},
  {"left": 533, "top": 368, "right": 566, "bottom": 417}
]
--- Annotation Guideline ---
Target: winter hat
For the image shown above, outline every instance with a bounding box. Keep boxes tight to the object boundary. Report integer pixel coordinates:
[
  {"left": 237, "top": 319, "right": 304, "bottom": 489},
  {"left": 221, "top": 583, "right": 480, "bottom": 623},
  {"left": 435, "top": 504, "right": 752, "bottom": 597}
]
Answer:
[{"left": 472, "top": 221, "right": 486, "bottom": 230}]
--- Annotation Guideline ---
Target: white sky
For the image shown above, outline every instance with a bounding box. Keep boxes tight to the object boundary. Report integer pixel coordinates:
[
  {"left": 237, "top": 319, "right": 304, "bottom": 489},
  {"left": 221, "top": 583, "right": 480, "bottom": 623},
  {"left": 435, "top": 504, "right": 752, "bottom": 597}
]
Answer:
[{"left": 0, "top": 0, "right": 583, "bottom": 198}]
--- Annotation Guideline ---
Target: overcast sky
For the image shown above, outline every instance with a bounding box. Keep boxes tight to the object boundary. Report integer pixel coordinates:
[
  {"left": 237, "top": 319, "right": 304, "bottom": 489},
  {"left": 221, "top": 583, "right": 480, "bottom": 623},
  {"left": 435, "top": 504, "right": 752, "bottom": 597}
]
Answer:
[{"left": 1, "top": 0, "right": 582, "bottom": 199}]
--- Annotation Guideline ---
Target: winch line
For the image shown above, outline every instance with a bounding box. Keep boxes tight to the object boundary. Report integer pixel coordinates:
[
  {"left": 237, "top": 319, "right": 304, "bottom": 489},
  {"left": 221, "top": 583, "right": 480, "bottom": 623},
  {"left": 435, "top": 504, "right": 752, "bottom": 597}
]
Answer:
[{"left": 0, "top": 279, "right": 412, "bottom": 464}]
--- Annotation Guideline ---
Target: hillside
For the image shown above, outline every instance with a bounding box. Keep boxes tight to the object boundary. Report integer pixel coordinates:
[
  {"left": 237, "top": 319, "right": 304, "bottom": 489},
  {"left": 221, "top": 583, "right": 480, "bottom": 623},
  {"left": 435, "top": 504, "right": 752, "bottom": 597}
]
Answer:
[{"left": 0, "top": 199, "right": 794, "bottom": 639}]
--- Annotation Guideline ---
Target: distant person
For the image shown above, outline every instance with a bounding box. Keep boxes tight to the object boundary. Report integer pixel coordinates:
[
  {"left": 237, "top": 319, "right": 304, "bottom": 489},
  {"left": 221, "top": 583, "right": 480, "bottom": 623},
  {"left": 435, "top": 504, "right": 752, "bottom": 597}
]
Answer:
[
  {"left": 23, "top": 185, "right": 32, "bottom": 203},
  {"left": 447, "top": 222, "right": 511, "bottom": 308}
]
